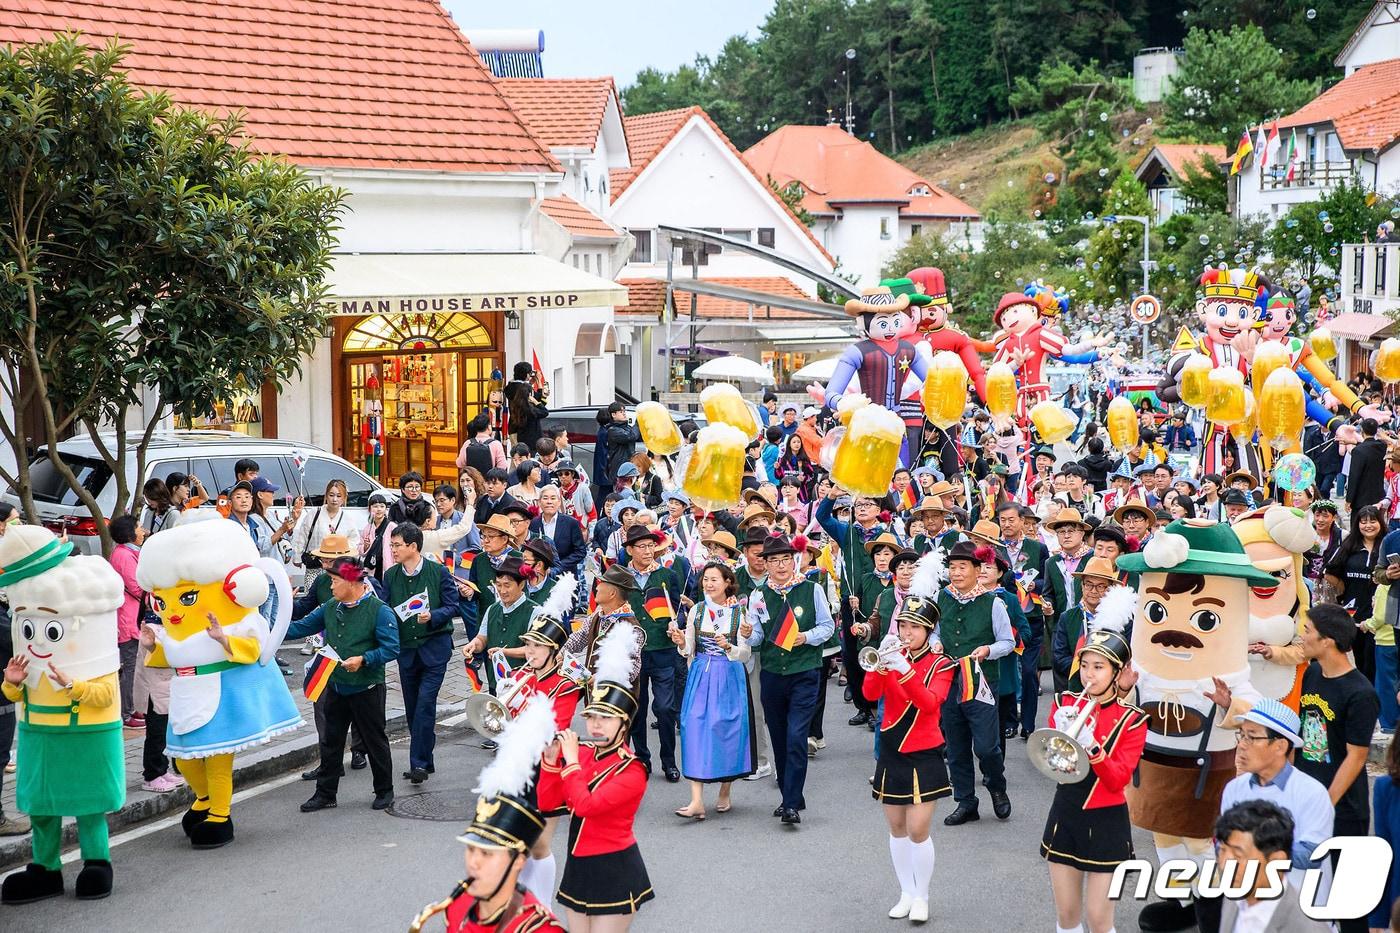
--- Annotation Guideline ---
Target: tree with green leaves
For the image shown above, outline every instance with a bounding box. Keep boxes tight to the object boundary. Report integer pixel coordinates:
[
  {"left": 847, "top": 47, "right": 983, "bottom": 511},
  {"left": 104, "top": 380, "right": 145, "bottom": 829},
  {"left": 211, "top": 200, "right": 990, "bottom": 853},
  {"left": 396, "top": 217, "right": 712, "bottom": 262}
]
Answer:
[
  {"left": 1162, "top": 24, "right": 1317, "bottom": 147},
  {"left": 1265, "top": 180, "right": 1392, "bottom": 285},
  {"left": 1183, "top": 0, "right": 1377, "bottom": 86},
  {"left": 1176, "top": 153, "right": 1228, "bottom": 215},
  {"left": 0, "top": 36, "right": 344, "bottom": 554},
  {"left": 1075, "top": 168, "right": 1154, "bottom": 305}
]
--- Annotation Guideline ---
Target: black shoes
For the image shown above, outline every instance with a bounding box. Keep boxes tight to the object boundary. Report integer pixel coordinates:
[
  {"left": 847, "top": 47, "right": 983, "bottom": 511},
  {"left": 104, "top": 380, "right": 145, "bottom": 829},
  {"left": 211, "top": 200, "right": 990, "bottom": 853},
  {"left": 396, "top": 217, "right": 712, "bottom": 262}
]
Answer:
[
  {"left": 181, "top": 806, "right": 208, "bottom": 837},
  {"left": 405, "top": 768, "right": 429, "bottom": 784},
  {"left": 480, "top": 739, "right": 498, "bottom": 751},
  {"left": 772, "top": 806, "right": 785, "bottom": 818},
  {"left": 848, "top": 711, "right": 871, "bottom": 726},
  {"left": 372, "top": 791, "right": 395, "bottom": 811},
  {"left": 780, "top": 808, "right": 801, "bottom": 825},
  {"left": 351, "top": 751, "right": 368, "bottom": 770},
  {"left": 74, "top": 860, "right": 114, "bottom": 900},
  {"left": 943, "top": 805, "right": 980, "bottom": 826},
  {"left": 300, "top": 794, "right": 337, "bottom": 813},
  {"left": 1002, "top": 724, "right": 1018, "bottom": 739},
  {"left": 1137, "top": 898, "right": 1199, "bottom": 932},
  {"left": 301, "top": 766, "right": 321, "bottom": 781},
  {"left": 991, "top": 790, "right": 1012, "bottom": 820},
  {"left": 0, "top": 863, "right": 64, "bottom": 905},
  {"left": 663, "top": 766, "right": 680, "bottom": 783},
  {"left": 190, "top": 818, "right": 234, "bottom": 850}
]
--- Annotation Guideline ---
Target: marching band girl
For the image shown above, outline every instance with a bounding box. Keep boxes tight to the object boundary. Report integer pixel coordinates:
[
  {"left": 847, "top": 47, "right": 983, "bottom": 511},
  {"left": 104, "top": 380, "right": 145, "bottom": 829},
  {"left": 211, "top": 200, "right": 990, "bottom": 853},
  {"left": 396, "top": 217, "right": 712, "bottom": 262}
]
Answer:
[
  {"left": 1039, "top": 600, "right": 1147, "bottom": 933},
  {"left": 862, "top": 553, "right": 956, "bottom": 925},
  {"left": 538, "top": 626, "right": 653, "bottom": 931}
]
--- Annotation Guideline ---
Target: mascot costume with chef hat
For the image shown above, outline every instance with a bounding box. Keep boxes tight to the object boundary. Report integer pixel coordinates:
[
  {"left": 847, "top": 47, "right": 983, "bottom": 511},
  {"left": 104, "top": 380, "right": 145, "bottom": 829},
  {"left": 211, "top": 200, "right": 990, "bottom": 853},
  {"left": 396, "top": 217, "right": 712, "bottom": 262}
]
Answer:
[
  {"left": 1116, "top": 518, "right": 1273, "bottom": 932},
  {"left": 1, "top": 526, "right": 125, "bottom": 904},
  {"left": 1231, "top": 506, "right": 1314, "bottom": 710},
  {"left": 136, "top": 514, "right": 302, "bottom": 850}
]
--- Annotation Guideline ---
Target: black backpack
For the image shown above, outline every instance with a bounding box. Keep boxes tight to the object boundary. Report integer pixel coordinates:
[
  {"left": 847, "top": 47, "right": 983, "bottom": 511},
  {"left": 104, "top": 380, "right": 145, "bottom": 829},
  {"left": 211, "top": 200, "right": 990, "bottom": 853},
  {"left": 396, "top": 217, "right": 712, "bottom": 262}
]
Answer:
[{"left": 464, "top": 438, "right": 495, "bottom": 475}]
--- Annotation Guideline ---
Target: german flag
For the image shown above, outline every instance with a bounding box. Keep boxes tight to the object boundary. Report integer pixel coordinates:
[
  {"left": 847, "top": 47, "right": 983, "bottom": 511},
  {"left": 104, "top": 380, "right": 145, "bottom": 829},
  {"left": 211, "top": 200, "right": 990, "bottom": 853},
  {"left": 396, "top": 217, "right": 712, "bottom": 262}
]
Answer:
[
  {"left": 644, "top": 587, "right": 674, "bottom": 622},
  {"left": 957, "top": 656, "right": 979, "bottom": 702},
  {"left": 773, "top": 606, "right": 800, "bottom": 651},
  {"left": 303, "top": 650, "right": 339, "bottom": 703},
  {"left": 898, "top": 484, "right": 917, "bottom": 512},
  {"left": 464, "top": 664, "right": 484, "bottom": 693}
]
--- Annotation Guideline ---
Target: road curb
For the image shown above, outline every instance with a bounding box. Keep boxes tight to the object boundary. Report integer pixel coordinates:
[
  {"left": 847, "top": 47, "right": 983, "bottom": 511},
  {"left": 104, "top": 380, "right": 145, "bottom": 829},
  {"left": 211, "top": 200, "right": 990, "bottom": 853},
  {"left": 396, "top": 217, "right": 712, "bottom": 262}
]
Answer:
[{"left": 0, "top": 702, "right": 468, "bottom": 871}]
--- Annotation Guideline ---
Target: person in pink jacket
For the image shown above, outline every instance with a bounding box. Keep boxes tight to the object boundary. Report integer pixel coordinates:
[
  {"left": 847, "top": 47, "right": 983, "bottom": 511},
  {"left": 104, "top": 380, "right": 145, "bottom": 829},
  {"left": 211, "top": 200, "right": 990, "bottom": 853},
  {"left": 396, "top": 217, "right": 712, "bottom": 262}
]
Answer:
[{"left": 107, "top": 516, "right": 144, "bottom": 729}]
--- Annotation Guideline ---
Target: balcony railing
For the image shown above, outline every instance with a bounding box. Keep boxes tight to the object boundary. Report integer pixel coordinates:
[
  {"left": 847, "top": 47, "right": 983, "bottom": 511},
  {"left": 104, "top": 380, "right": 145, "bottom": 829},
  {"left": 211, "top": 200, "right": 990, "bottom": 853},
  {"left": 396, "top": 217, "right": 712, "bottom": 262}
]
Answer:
[{"left": 1260, "top": 160, "right": 1355, "bottom": 190}]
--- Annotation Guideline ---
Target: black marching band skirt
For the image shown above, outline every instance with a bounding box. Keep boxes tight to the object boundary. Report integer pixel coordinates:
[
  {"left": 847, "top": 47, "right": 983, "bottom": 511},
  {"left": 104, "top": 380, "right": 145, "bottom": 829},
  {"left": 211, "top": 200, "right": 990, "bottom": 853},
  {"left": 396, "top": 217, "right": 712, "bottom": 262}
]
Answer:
[
  {"left": 871, "top": 732, "right": 952, "bottom": 805},
  {"left": 1040, "top": 775, "right": 1134, "bottom": 873}
]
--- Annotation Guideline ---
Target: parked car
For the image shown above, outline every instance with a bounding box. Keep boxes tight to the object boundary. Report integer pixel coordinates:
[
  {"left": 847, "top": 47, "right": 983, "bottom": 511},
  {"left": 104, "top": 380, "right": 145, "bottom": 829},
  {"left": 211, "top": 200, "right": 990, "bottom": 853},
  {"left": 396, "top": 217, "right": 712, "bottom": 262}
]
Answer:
[
  {"left": 543, "top": 405, "right": 708, "bottom": 447},
  {"left": 4, "top": 432, "right": 391, "bottom": 575}
]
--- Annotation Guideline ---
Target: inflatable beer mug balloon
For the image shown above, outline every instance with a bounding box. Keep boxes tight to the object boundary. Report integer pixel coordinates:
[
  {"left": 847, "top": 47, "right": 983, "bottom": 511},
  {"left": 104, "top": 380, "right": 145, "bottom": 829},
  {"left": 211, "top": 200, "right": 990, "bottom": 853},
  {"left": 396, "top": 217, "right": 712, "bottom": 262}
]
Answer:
[
  {"left": 1205, "top": 368, "right": 1246, "bottom": 426},
  {"left": 1179, "top": 352, "right": 1213, "bottom": 409},
  {"left": 1376, "top": 338, "right": 1400, "bottom": 384},
  {"left": 682, "top": 423, "right": 749, "bottom": 511},
  {"left": 1309, "top": 327, "right": 1337, "bottom": 363},
  {"left": 836, "top": 392, "right": 870, "bottom": 426},
  {"left": 1259, "top": 368, "right": 1305, "bottom": 450},
  {"left": 1105, "top": 395, "right": 1139, "bottom": 453},
  {"left": 922, "top": 351, "right": 969, "bottom": 430},
  {"left": 1234, "top": 388, "right": 1257, "bottom": 441},
  {"left": 1029, "top": 400, "right": 1076, "bottom": 445},
  {"left": 818, "top": 426, "right": 846, "bottom": 472},
  {"left": 830, "top": 404, "right": 904, "bottom": 497},
  {"left": 634, "top": 401, "right": 682, "bottom": 456},
  {"left": 985, "top": 362, "right": 1018, "bottom": 421},
  {"left": 700, "top": 383, "right": 761, "bottom": 439},
  {"left": 1251, "top": 340, "right": 1291, "bottom": 393}
]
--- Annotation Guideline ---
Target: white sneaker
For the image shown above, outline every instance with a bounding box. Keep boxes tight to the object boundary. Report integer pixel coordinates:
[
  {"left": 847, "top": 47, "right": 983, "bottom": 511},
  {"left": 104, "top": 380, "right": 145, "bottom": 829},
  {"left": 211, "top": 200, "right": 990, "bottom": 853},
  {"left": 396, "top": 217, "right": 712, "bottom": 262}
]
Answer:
[
  {"left": 888, "top": 893, "right": 913, "bottom": 919},
  {"left": 812, "top": 737, "right": 827, "bottom": 750},
  {"left": 807, "top": 737, "right": 818, "bottom": 757},
  {"left": 300, "top": 640, "right": 315, "bottom": 656},
  {"left": 744, "top": 762, "right": 774, "bottom": 782},
  {"left": 909, "top": 898, "right": 928, "bottom": 923}
]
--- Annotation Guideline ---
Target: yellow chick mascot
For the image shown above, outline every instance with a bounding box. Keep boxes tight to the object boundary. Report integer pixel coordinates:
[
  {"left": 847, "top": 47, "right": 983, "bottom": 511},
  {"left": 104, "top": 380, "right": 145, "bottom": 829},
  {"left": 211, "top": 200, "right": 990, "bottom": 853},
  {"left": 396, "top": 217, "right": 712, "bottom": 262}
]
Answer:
[
  {"left": 0, "top": 526, "right": 125, "bottom": 904},
  {"left": 136, "top": 514, "right": 302, "bottom": 849}
]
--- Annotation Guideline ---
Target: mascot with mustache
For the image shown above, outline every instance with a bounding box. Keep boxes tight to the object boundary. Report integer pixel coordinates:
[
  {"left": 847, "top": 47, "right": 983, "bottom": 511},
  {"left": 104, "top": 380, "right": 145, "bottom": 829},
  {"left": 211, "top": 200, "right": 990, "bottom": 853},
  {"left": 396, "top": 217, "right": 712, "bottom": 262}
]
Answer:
[{"left": 1116, "top": 518, "right": 1274, "bottom": 932}]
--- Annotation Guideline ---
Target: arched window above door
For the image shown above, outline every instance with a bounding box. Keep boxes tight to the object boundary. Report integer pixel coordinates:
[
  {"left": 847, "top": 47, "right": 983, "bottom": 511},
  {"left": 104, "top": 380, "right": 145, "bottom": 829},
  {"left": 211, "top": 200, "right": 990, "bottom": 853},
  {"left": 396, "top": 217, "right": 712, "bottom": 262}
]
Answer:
[{"left": 342, "top": 312, "right": 492, "bottom": 353}]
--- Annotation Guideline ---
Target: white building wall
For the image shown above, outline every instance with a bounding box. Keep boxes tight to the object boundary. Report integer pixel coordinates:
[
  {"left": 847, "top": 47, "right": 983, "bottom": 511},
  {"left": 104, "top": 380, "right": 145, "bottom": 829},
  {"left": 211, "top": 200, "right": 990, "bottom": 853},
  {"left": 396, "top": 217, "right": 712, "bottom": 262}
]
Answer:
[
  {"left": 1339, "top": 6, "right": 1400, "bottom": 73},
  {"left": 335, "top": 190, "right": 531, "bottom": 254},
  {"left": 828, "top": 205, "right": 900, "bottom": 285},
  {"left": 1133, "top": 49, "right": 1182, "bottom": 103}
]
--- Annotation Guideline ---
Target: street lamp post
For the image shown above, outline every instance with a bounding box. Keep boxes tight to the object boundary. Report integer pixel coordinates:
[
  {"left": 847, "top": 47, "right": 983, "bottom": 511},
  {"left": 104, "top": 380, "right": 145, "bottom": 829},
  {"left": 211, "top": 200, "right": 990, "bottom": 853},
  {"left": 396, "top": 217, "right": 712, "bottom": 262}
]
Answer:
[{"left": 1104, "top": 213, "right": 1155, "bottom": 359}]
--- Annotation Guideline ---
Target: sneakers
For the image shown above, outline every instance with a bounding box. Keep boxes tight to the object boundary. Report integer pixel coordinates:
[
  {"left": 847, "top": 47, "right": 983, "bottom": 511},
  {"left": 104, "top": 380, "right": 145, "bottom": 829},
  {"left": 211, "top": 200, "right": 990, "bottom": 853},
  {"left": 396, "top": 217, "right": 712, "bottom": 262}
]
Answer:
[
  {"left": 4, "top": 760, "right": 15, "bottom": 774},
  {"left": 909, "top": 898, "right": 929, "bottom": 923},
  {"left": 888, "top": 893, "right": 913, "bottom": 919},
  {"left": 123, "top": 714, "right": 146, "bottom": 730},
  {"left": 0, "top": 814, "right": 31, "bottom": 836},
  {"left": 743, "top": 762, "right": 774, "bottom": 782},
  {"left": 141, "top": 773, "right": 184, "bottom": 794}
]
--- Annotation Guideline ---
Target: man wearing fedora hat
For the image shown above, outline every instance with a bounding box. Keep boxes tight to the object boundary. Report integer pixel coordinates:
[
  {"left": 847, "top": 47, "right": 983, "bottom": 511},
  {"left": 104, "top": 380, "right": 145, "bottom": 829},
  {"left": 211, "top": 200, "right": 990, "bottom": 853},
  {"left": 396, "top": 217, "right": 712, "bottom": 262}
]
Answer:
[
  {"left": 1050, "top": 554, "right": 1120, "bottom": 694},
  {"left": 463, "top": 556, "right": 538, "bottom": 688},
  {"left": 745, "top": 534, "right": 836, "bottom": 824},
  {"left": 817, "top": 485, "right": 891, "bottom": 728},
  {"left": 1113, "top": 501, "right": 1156, "bottom": 547},
  {"left": 464, "top": 513, "right": 525, "bottom": 625},
  {"left": 562, "top": 565, "right": 643, "bottom": 691},
  {"left": 619, "top": 524, "right": 684, "bottom": 781},
  {"left": 731, "top": 524, "right": 776, "bottom": 782}
]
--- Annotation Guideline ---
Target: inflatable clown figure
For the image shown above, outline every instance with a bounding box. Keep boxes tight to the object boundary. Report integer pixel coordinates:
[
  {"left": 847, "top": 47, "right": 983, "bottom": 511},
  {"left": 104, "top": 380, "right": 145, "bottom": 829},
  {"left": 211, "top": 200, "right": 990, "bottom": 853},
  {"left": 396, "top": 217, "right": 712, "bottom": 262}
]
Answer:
[
  {"left": 1117, "top": 519, "right": 1271, "bottom": 932},
  {"left": 905, "top": 267, "right": 990, "bottom": 401},
  {"left": 0, "top": 526, "right": 125, "bottom": 905},
  {"left": 1256, "top": 290, "right": 1385, "bottom": 428},
  {"left": 136, "top": 514, "right": 302, "bottom": 849},
  {"left": 1233, "top": 506, "right": 1315, "bottom": 710},
  {"left": 818, "top": 280, "right": 930, "bottom": 463},
  {"left": 990, "top": 289, "right": 1111, "bottom": 425},
  {"left": 1158, "top": 268, "right": 1269, "bottom": 476}
]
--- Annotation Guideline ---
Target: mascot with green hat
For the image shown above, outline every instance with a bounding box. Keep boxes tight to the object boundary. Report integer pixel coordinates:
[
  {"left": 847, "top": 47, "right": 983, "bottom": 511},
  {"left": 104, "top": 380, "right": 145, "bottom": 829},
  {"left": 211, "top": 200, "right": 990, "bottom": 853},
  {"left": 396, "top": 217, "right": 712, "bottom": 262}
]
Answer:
[{"left": 1116, "top": 518, "right": 1273, "bottom": 931}]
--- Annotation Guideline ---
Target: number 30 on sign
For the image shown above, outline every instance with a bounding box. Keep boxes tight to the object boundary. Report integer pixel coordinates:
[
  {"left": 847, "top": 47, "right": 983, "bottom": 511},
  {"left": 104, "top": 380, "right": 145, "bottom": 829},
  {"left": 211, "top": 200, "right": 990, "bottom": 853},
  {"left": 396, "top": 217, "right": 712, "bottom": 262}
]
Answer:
[{"left": 1129, "top": 294, "right": 1161, "bottom": 324}]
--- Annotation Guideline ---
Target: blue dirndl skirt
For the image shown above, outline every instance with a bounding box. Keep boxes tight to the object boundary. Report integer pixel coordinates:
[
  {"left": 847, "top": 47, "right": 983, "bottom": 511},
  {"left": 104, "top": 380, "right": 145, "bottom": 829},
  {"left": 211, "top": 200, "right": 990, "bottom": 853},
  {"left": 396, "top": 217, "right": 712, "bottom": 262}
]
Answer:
[
  {"left": 678, "top": 652, "right": 754, "bottom": 783},
  {"left": 165, "top": 660, "right": 303, "bottom": 759}
]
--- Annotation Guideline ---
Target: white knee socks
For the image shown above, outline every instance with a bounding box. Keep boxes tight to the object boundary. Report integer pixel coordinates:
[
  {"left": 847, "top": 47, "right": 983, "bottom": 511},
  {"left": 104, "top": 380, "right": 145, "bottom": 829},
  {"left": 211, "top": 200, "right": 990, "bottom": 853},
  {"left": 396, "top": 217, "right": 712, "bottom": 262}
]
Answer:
[
  {"left": 889, "top": 834, "right": 915, "bottom": 895},
  {"left": 910, "top": 838, "right": 935, "bottom": 899},
  {"left": 521, "top": 854, "right": 556, "bottom": 904},
  {"left": 1055, "top": 925, "right": 1084, "bottom": 933}
]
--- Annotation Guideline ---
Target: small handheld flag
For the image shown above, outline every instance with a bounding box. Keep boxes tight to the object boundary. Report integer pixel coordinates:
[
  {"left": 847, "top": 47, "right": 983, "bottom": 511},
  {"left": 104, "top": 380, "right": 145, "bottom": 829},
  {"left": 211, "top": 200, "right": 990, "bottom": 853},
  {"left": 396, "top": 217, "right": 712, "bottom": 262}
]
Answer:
[
  {"left": 643, "top": 587, "right": 674, "bottom": 624},
  {"left": 303, "top": 646, "right": 342, "bottom": 702},
  {"left": 464, "top": 664, "right": 484, "bottom": 693},
  {"left": 490, "top": 649, "right": 512, "bottom": 686},
  {"left": 772, "top": 606, "right": 801, "bottom": 651},
  {"left": 393, "top": 590, "right": 431, "bottom": 621}
]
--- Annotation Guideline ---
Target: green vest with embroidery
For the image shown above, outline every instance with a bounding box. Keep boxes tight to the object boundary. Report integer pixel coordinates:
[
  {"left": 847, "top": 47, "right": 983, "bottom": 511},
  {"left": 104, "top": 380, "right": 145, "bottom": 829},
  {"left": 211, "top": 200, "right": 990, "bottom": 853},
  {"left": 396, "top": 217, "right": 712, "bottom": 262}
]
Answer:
[
  {"left": 324, "top": 595, "right": 389, "bottom": 688},
  {"left": 483, "top": 596, "right": 539, "bottom": 691},
  {"left": 936, "top": 589, "right": 1000, "bottom": 688},
  {"left": 626, "top": 565, "right": 681, "bottom": 653},
  {"left": 758, "top": 578, "right": 823, "bottom": 675},
  {"left": 386, "top": 558, "right": 446, "bottom": 652},
  {"left": 470, "top": 548, "right": 521, "bottom": 615}
]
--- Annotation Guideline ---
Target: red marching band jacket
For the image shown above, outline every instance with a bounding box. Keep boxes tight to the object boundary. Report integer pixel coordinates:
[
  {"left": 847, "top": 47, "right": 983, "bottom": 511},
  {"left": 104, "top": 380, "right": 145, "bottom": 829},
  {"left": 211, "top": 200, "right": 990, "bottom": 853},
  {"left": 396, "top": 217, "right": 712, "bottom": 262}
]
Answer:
[
  {"left": 1048, "top": 692, "right": 1149, "bottom": 809},
  {"left": 861, "top": 648, "right": 957, "bottom": 753},
  {"left": 537, "top": 746, "right": 647, "bottom": 857},
  {"left": 444, "top": 888, "right": 565, "bottom": 933},
  {"left": 516, "top": 668, "right": 583, "bottom": 732}
]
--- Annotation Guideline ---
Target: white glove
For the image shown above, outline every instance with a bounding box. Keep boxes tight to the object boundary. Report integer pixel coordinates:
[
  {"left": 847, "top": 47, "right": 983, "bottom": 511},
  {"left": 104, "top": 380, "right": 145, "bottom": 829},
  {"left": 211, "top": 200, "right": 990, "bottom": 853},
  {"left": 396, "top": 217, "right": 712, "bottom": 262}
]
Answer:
[
  {"left": 1051, "top": 705, "right": 1080, "bottom": 733},
  {"left": 1053, "top": 704, "right": 1096, "bottom": 742},
  {"left": 886, "top": 650, "right": 911, "bottom": 674}
]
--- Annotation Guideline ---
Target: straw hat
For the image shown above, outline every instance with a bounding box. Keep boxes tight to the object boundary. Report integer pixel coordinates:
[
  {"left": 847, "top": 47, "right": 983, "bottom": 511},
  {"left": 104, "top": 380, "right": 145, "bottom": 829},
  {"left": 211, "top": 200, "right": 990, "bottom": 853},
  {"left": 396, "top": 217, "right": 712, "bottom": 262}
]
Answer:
[
  {"left": 310, "top": 533, "right": 356, "bottom": 560},
  {"left": 1045, "top": 507, "right": 1091, "bottom": 532}
]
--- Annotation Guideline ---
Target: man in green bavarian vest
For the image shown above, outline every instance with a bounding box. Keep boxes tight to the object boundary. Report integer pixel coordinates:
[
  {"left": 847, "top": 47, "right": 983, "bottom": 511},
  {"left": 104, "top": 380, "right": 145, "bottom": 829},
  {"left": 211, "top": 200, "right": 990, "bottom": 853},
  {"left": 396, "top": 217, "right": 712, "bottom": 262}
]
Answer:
[
  {"left": 462, "top": 556, "right": 538, "bottom": 694},
  {"left": 621, "top": 524, "right": 684, "bottom": 782},
  {"left": 744, "top": 534, "right": 835, "bottom": 825},
  {"left": 733, "top": 525, "right": 775, "bottom": 782},
  {"left": 384, "top": 523, "right": 459, "bottom": 785},
  {"left": 935, "top": 540, "right": 1016, "bottom": 826},
  {"left": 287, "top": 556, "right": 400, "bottom": 813},
  {"left": 465, "top": 513, "right": 524, "bottom": 622},
  {"left": 816, "top": 486, "right": 888, "bottom": 728}
]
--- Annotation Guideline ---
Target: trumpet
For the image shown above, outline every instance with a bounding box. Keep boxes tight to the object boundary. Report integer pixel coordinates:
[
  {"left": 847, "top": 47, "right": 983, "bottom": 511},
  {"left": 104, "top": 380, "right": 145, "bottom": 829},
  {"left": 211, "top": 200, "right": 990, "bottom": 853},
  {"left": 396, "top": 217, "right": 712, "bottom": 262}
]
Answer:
[
  {"left": 858, "top": 640, "right": 906, "bottom": 672},
  {"left": 408, "top": 880, "right": 468, "bottom": 933},
  {"left": 1026, "top": 692, "right": 1098, "bottom": 784}
]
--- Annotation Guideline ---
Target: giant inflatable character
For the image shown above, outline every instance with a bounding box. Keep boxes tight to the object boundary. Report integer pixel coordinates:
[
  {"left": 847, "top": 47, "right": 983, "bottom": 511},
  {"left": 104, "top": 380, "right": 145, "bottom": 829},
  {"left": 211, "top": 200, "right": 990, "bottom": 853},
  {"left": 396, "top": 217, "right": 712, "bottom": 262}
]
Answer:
[
  {"left": 1232, "top": 506, "right": 1314, "bottom": 710},
  {"left": 1117, "top": 518, "right": 1272, "bottom": 932},
  {"left": 990, "top": 290, "right": 1109, "bottom": 426},
  {"left": 905, "top": 267, "right": 989, "bottom": 401},
  {"left": 136, "top": 515, "right": 303, "bottom": 849},
  {"left": 820, "top": 280, "right": 930, "bottom": 464},
  {"left": 0, "top": 527, "right": 125, "bottom": 904},
  {"left": 1257, "top": 290, "right": 1381, "bottom": 428}
]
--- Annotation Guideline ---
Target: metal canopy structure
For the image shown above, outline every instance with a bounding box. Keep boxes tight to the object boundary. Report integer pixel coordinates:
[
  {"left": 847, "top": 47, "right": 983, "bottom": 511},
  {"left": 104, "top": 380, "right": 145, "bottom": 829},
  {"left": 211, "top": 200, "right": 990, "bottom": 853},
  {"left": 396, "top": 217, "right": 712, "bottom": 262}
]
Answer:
[
  {"left": 670, "top": 278, "right": 849, "bottom": 321},
  {"left": 657, "top": 225, "right": 861, "bottom": 300}
]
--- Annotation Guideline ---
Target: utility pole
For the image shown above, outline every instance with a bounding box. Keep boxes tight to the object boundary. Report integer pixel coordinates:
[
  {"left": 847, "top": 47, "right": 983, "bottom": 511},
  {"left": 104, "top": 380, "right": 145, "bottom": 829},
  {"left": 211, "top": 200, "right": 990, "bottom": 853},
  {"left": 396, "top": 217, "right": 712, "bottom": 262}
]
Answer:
[
  {"left": 1104, "top": 213, "right": 1155, "bottom": 359},
  {"left": 844, "top": 48, "right": 856, "bottom": 136}
]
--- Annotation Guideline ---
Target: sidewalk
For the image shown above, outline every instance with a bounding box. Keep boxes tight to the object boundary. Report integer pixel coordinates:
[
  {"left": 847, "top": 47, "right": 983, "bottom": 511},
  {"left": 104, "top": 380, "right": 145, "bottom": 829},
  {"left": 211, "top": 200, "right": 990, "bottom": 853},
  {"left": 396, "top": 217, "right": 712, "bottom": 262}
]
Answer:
[{"left": 1, "top": 637, "right": 478, "bottom": 870}]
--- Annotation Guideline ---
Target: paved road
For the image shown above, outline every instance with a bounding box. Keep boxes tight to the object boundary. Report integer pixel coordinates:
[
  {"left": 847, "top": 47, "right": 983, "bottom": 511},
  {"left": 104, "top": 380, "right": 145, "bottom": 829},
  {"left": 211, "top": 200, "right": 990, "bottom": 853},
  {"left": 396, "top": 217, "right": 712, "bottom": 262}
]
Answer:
[{"left": 0, "top": 676, "right": 1161, "bottom": 933}]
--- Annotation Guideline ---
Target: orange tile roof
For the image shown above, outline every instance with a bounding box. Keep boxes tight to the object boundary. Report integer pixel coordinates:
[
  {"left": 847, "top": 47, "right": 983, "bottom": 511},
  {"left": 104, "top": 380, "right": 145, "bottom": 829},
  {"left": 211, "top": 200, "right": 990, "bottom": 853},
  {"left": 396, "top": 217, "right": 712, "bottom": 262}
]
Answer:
[
  {"left": 1277, "top": 57, "right": 1400, "bottom": 153},
  {"left": 1, "top": 0, "right": 559, "bottom": 173},
  {"left": 618, "top": 275, "right": 830, "bottom": 321},
  {"left": 497, "top": 77, "right": 618, "bottom": 150},
  {"left": 744, "top": 123, "right": 980, "bottom": 219},
  {"left": 541, "top": 195, "right": 623, "bottom": 240},
  {"left": 611, "top": 106, "right": 835, "bottom": 268},
  {"left": 1138, "top": 143, "right": 1228, "bottom": 179}
]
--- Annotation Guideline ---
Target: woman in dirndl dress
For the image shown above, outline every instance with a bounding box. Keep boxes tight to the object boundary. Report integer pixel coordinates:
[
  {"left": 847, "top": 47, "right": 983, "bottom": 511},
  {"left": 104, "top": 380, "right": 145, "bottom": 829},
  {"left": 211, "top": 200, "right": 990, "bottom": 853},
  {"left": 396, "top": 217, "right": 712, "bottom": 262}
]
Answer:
[
  {"left": 669, "top": 562, "right": 754, "bottom": 820},
  {"left": 1040, "top": 628, "right": 1148, "bottom": 933},
  {"left": 862, "top": 589, "right": 955, "bottom": 925}
]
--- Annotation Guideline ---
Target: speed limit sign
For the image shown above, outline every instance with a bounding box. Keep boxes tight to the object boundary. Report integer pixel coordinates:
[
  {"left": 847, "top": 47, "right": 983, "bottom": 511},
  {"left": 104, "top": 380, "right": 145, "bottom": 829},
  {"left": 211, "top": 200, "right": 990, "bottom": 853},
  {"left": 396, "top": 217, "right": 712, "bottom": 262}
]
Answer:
[{"left": 1130, "top": 294, "right": 1161, "bottom": 324}]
